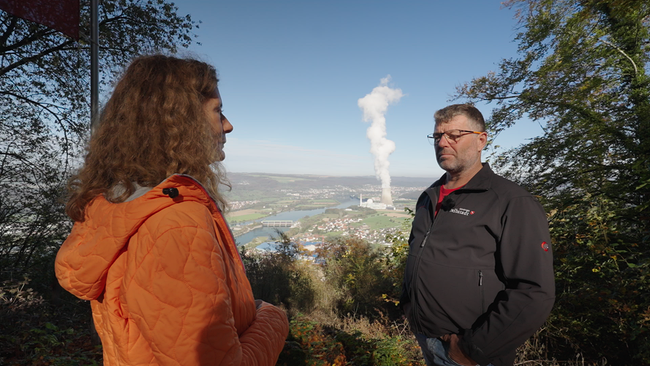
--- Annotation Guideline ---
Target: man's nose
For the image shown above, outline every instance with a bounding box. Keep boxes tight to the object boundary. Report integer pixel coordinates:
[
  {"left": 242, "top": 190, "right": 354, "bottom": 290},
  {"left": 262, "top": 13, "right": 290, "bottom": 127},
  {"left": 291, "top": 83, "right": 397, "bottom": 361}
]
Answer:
[{"left": 436, "top": 133, "right": 450, "bottom": 147}]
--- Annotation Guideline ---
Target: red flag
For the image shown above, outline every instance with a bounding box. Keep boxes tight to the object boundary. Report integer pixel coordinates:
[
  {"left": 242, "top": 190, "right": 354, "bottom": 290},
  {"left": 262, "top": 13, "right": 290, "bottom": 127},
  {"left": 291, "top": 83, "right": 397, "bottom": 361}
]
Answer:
[{"left": 0, "top": 0, "right": 79, "bottom": 40}]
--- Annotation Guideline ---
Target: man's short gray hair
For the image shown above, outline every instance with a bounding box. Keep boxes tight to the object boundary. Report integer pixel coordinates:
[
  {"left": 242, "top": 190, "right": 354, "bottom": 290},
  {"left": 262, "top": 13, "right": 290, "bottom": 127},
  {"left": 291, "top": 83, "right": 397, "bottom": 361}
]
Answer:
[{"left": 434, "top": 104, "right": 486, "bottom": 132}]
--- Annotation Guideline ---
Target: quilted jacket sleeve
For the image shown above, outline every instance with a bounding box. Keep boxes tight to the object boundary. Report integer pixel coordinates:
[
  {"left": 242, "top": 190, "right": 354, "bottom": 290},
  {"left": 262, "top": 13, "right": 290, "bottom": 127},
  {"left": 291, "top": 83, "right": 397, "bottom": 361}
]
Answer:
[
  {"left": 241, "top": 301, "right": 290, "bottom": 364},
  {"left": 124, "top": 210, "right": 288, "bottom": 366}
]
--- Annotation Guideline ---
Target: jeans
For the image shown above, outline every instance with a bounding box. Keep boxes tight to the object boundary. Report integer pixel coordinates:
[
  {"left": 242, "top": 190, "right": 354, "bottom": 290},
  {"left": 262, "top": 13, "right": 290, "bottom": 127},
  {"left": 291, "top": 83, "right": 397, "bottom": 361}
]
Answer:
[{"left": 415, "top": 334, "right": 487, "bottom": 366}]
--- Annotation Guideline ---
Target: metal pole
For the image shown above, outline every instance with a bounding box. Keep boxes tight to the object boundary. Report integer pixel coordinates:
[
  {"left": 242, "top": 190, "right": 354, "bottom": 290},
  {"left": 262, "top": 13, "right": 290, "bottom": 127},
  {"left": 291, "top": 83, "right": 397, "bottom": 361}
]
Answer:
[{"left": 90, "top": 0, "right": 99, "bottom": 131}]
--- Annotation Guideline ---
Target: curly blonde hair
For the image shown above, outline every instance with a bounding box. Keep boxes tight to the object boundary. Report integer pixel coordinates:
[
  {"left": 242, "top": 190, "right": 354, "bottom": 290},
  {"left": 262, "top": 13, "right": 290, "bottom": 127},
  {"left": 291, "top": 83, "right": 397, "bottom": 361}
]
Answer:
[{"left": 66, "top": 55, "right": 229, "bottom": 222}]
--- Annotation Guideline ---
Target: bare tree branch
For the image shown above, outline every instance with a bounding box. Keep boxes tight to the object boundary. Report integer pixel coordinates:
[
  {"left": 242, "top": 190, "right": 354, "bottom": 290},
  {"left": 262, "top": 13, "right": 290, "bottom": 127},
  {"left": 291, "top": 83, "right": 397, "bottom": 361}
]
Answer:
[
  {"left": 0, "top": 15, "right": 18, "bottom": 49},
  {"left": 0, "top": 38, "right": 74, "bottom": 77},
  {"left": 600, "top": 38, "right": 639, "bottom": 75}
]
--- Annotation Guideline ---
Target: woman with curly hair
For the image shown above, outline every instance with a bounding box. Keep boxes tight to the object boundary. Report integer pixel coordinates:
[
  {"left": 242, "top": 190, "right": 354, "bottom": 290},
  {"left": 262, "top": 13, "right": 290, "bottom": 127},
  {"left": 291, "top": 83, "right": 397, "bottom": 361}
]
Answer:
[{"left": 55, "top": 55, "right": 289, "bottom": 366}]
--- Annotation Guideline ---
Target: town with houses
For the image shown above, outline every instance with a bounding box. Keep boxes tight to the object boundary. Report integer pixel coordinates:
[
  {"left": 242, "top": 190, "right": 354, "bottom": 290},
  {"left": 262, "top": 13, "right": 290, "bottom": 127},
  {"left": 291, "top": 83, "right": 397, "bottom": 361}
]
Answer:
[
  {"left": 222, "top": 173, "right": 430, "bottom": 253},
  {"left": 290, "top": 215, "right": 404, "bottom": 248}
]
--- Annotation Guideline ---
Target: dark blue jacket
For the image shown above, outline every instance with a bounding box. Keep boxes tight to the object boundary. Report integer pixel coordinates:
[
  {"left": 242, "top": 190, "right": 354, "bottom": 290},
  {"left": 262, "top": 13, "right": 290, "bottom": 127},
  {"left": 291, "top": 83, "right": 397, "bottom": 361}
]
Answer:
[{"left": 401, "top": 164, "right": 555, "bottom": 366}]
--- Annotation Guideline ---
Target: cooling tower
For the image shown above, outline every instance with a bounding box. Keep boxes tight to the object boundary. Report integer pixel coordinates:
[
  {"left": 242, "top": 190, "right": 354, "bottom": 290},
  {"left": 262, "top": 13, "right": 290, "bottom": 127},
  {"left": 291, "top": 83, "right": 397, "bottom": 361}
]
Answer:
[{"left": 381, "top": 187, "right": 393, "bottom": 206}]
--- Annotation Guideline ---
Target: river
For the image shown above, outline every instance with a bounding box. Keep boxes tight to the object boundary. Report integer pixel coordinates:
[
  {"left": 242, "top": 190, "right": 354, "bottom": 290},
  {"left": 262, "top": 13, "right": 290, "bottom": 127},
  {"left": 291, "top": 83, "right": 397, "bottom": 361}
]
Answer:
[{"left": 231, "top": 198, "right": 359, "bottom": 246}]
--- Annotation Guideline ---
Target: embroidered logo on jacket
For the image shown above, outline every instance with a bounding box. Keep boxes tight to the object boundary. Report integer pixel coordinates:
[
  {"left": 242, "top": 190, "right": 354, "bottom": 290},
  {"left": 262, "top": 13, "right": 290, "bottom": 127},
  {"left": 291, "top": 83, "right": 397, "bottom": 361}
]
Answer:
[
  {"left": 449, "top": 207, "right": 473, "bottom": 216},
  {"left": 541, "top": 241, "right": 549, "bottom": 252}
]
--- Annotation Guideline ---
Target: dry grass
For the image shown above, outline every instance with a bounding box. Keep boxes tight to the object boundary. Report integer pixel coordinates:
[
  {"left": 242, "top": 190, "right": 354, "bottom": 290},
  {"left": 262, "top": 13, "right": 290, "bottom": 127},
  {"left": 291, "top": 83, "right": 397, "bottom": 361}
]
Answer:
[
  {"left": 514, "top": 331, "right": 609, "bottom": 366},
  {"left": 305, "top": 310, "right": 410, "bottom": 340}
]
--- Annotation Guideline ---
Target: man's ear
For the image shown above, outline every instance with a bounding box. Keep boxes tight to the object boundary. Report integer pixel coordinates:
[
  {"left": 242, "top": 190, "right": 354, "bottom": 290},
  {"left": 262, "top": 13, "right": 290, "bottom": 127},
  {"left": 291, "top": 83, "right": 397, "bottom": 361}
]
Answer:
[{"left": 477, "top": 132, "right": 488, "bottom": 151}]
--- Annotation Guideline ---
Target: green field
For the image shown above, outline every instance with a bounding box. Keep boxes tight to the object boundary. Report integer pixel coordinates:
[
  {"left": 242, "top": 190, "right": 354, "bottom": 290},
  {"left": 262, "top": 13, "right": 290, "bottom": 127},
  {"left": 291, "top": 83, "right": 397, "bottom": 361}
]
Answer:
[
  {"left": 296, "top": 204, "right": 329, "bottom": 210},
  {"left": 228, "top": 213, "right": 267, "bottom": 222},
  {"left": 276, "top": 200, "right": 299, "bottom": 204},
  {"left": 311, "top": 199, "right": 338, "bottom": 204},
  {"left": 356, "top": 215, "right": 398, "bottom": 230}
]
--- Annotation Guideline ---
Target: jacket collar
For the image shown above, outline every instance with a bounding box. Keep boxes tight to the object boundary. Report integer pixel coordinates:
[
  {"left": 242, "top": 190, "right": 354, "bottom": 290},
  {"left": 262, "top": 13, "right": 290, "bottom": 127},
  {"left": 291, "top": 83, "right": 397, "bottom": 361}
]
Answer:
[
  {"left": 460, "top": 163, "right": 494, "bottom": 191},
  {"left": 425, "top": 163, "right": 494, "bottom": 198}
]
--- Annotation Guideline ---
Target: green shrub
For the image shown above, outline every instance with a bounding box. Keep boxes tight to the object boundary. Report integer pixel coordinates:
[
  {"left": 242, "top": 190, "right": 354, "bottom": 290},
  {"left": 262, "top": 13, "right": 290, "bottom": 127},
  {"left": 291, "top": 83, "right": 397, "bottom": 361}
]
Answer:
[
  {"left": 544, "top": 194, "right": 650, "bottom": 364},
  {"left": 0, "top": 278, "right": 102, "bottom": 365},
  {"left": 318, "top": 237, "right": 395, "bottom": 318},
  {"left": 241, "top": 231, "right": 318, "bottom": 315},
  {"left": 278, "top": 316, "right": 346, "bottom": 366}
]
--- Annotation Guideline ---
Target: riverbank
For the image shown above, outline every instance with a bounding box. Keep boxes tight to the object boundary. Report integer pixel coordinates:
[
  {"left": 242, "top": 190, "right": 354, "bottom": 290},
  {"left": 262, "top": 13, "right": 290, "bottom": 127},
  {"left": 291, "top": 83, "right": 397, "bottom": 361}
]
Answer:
[{"left": 229, "top": 198, "right": 360, "bottom": 245}]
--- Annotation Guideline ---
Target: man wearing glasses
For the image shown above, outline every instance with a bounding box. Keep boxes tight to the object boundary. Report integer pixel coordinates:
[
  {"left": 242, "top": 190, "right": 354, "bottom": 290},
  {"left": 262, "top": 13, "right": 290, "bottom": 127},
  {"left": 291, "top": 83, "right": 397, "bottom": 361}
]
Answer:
[{"left": 401, "top": 104, "right": 555, "bottom": 366}]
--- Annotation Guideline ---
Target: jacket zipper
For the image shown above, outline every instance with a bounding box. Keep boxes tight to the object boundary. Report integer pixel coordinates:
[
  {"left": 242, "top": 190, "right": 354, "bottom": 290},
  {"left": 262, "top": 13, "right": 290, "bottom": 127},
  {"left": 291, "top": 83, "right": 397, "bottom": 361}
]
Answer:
[
  {"left": 419, "top": 224, "right": 432, "bottom": 248},
  {"left": 411, "top": 218, "right": 435, "bottom": 334},
  {"left": 479, "top": 270, "right": 484, "bottom": 313},
  {"left": 410, "top": 189, "right": 437, "bottom": 335}
]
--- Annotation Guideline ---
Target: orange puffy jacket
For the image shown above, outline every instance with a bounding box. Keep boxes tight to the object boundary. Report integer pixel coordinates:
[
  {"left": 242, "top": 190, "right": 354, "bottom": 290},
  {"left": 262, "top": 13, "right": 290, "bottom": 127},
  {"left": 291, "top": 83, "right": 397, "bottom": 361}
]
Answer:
[{"left": 55, "top": 175, "right": 289, "bottom": 366}]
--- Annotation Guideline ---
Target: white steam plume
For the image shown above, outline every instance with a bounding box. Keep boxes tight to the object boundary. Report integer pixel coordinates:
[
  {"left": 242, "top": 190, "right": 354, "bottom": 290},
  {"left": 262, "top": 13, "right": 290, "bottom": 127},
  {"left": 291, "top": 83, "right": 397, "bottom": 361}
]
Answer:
[{"left": 357, "top": 75, "right": 403, "bottom": 189}]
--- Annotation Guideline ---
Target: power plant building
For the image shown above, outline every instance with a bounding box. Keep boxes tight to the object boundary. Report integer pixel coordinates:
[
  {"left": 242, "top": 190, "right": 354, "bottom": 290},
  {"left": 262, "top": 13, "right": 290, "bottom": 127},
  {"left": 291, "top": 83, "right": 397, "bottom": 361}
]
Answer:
[{"left": 359, "top": 193, "right": 395, "bottom": 210}]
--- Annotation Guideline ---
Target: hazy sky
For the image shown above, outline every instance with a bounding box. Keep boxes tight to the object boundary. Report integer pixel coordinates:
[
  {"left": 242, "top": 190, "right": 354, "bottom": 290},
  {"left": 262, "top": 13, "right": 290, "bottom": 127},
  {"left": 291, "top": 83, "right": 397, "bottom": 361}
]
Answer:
[{"left": 175, "top": 0, "right": 543, "bottom": 179}]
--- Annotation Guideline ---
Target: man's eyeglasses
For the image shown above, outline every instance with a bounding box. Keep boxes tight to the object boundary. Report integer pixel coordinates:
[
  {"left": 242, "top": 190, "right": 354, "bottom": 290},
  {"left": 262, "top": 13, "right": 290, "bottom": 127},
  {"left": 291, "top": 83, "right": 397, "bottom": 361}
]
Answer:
[{"left": 427, "top": 129, "right": 483, "bottom": 145}]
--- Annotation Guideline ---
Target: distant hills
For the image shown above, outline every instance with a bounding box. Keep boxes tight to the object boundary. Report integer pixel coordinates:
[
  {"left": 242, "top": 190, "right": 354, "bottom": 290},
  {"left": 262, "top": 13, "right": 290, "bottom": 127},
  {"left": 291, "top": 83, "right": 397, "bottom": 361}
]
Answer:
[
  {"left": 225, "top": 172, "right": 436, "bottom": 189},
  {"left": 222, "top": 172, "right": 435, "bottom": 203}
]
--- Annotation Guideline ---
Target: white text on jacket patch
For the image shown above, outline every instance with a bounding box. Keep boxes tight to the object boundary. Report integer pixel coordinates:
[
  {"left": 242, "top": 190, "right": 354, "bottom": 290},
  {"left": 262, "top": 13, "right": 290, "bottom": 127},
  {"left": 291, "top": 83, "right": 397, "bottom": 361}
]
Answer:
[{"left": 450, "top": 207, "right": 473, "bottom": 216}]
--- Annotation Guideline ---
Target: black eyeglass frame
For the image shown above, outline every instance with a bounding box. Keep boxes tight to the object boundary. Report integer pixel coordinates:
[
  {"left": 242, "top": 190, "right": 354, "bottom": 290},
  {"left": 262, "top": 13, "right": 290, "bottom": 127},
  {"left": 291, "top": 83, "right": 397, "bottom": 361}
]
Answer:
[{"left": 426, "top": 129, "right": 484, "bottom": 145}]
